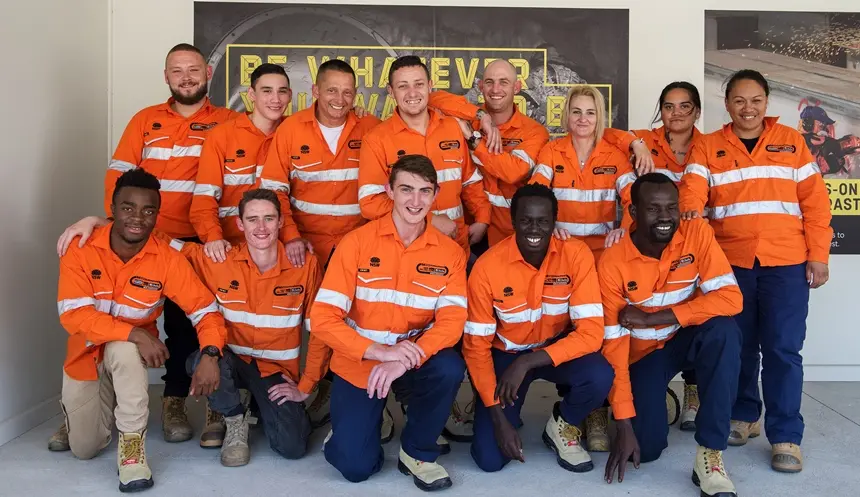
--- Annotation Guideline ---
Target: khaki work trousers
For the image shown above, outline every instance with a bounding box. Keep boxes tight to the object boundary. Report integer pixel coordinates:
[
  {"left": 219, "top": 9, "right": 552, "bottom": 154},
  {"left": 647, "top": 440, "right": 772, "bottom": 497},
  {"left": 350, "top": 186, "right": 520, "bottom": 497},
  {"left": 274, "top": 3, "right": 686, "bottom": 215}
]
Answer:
[{"left": 61, "top": 341, "right": 149, "bottom": 459}]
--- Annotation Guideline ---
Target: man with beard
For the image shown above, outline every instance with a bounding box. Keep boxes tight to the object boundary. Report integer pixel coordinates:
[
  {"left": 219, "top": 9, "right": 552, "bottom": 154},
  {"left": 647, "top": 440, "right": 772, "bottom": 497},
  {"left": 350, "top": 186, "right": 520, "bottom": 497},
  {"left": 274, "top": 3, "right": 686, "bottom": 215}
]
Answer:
[
  {"left": 463, "top": 183, "right": 613, "bottom": 474},
  {"left": 56, "top": 169, "right": 226, "bottom": 492},
  {"left": 599, "top": 173, "right": 743, "bottom": 497},
  {"left": 98, "top": 43, "right": 237, "bottom": 446}
]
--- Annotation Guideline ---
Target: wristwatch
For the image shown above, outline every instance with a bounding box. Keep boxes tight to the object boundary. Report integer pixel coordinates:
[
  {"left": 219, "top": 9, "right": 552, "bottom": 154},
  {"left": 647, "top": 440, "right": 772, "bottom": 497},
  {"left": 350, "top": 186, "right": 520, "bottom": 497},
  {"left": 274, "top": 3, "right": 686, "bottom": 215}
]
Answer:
[
  {"left": 467, "top": 130, "right": 482, "bottom": 150},
  {"left": 201, "top": 345, "right": 221, "bottom": 358}
]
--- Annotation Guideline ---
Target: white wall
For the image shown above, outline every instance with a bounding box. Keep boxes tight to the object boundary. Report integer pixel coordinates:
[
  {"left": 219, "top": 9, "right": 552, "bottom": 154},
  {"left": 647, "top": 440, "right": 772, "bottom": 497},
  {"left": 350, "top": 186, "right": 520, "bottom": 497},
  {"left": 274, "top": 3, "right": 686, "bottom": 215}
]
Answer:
[{"left": 0, "top": 0, "right": 109, "bottom": 445}]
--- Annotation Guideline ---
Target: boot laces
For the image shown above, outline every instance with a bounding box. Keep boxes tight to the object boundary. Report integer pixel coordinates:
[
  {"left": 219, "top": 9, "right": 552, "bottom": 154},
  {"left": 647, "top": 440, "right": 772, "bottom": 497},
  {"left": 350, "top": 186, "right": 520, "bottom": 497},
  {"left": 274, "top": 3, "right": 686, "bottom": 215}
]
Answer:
[
  {"left": 704, "top": 449, "right": 726, "bottom": 476},
  {"left": 559, "top": 421, "right": 583, "bottom": 447},
  {"left": 224, "top": 416, "right": 247, "bottom": 448},
  {"left": 206, "top": 405, "right": 223, "bottom": 426},
  {"left": 121, "top": 436, "right": 144, "bottom": 466},
  {"left": 164, "top": 397, "right": 186, "bottom": 424},
  {"left": 684, "top": 385, "right": 699, "bottom": 411},
  {"left": 587, "top": 409, "right": 607, "bottom": 432}
]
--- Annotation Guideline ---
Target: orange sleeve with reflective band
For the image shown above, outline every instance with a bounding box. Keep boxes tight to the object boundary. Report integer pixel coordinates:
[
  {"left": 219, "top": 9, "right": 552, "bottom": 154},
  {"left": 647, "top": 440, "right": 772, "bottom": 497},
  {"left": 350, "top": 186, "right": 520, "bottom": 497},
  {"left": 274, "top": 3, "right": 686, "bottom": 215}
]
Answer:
[
  {"left": 795, "top": 144, "right": 833, "bottom": 264},
  {"left": 58, "top": 252, "right": 134, "bottom": 346},
  {"left": 259, "top": 122, "right": 301, "bottom": 243},
  {"left": 190, "top": 127, "right": 227, "bottom": 242},
  {"left": 161, "top": 251, "right": 227, "bottom": 352},
  {"left": 415, "top": 248, "right": 468, "bottom": 362},
  {"left": 617, "top": 161, "right": 635, "bottom": 231},
  {"left": 105, "top": 110, "right": 147, "bottom": 216},
  {"left": 460, "top": 152, "right": 492, "bottom": 224},
  {"left": 528, "top": 142, "right": 554, "bottom": 186},
  {"left": 671, "top": 221, "right": 744, "bottom": 327},
  {"left": 357, "top": 130, "right": 394, "bottom": 220},
  {"left": 463, "top": 260, "right": 503, "bottom": 407},
  {"left": 298, "top": 256, "right": 332, "bottom": 394},
  {"left": 679, "top": 140, "right": 710, "bottom": 214},
  {"left": 602, "top": 128, "right": 638, "bottom": 156},
  {"left": 596, "top": 254, "right": 635, "bottom": 420},
  {"left": 429, "top": 90, "right": 480, "bottom": 121},
  {"left": 473, "top": 121, "right": 549, "bottom": 185},
  {"left": 542, "top": 242, "right": 605, "bottom": 365},
  {"left": 308, "top": 232, "right": 376, "bottom": 361}
]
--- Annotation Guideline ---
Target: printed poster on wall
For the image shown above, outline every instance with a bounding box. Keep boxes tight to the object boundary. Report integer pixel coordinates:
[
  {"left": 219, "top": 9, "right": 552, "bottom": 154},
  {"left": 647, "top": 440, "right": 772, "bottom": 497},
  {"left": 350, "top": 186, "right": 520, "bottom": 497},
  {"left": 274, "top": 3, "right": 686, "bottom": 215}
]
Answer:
[
  {"left": 194, "top": 3, "right": 630, "bottom": 137},
  {"left": 705, "top": 11, "right": 860, "bottom": 254}
]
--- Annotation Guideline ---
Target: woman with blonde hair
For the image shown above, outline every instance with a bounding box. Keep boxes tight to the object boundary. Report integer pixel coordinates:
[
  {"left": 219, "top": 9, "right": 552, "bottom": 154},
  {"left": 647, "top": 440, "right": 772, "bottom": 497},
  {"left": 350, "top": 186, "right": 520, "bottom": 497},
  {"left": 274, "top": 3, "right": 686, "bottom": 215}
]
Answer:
[{"left": 529, "top": 84, "right": 652, "bottom": 452}]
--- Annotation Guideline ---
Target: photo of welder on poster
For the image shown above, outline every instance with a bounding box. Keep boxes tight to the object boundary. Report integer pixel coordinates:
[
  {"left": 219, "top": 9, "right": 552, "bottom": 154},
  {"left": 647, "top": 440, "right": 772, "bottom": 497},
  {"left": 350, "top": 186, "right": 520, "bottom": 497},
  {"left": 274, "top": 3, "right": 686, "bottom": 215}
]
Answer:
[{"left": 705, "top": 11, "right": 860, "bottom": 254}]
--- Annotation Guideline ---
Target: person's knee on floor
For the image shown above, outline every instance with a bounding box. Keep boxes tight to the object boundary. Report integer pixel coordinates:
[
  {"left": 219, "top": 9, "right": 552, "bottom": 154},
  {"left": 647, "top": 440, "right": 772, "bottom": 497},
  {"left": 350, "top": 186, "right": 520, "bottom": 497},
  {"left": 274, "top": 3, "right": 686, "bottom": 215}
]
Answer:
[{"left": 267, "top": 404, "right": 311, "bottom": 460}]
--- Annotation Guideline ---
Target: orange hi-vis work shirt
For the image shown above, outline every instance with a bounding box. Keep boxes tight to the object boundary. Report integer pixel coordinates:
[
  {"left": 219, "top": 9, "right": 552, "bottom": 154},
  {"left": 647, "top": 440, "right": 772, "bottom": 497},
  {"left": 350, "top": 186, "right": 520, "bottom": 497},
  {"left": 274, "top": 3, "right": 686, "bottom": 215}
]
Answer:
[
  {"left": 429, "top": 91, "right": 550, "bottom": 246},
  {"left": 105, "top": 98, "right": 237, "bottom": 239},
  {"left": 171, "top": 238, "right": 330, "bottom": 394},
  {"left": 604, "top": 126, "right": 704, "bottom": 184},
  {"left": 597, "top": 218, "right": 743, "bottom": 419},
  {"left": 57, "top": 224, "right": 227, "bottom": 381},
  {"left": 260, "top": 106, "right": 380, "bottom": 259},
  {"left": 680, "top": 117, "right": 833, "bottom": 268},
  {"left": 530, "top": 136, "right": 636, "bottom": 260},
  {"left": 463, "top": 236, "right": 605, "bottom": 408},
  {"left": 357, "top": 108, "right": 492, "bottom": 252},
  {"left": 190, "top": 113, "right": 278, "bottom": 245},
  {"left": 309, "top": 214, "right": 468, "bottom": 389}
]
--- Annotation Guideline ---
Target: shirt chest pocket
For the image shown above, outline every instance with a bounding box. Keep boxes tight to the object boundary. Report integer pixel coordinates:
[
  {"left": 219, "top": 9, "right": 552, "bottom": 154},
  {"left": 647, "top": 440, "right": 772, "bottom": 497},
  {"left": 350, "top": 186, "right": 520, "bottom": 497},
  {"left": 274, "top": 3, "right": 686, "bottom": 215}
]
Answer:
[
  {"left": 657, "top": 272, "right": 699, "bottom": 307},
  {"left": 118, "top": 277, "right": 166, "bottom": 320},
  {"left": 224, "top": 155, "right": 260, "bottom": 186}
]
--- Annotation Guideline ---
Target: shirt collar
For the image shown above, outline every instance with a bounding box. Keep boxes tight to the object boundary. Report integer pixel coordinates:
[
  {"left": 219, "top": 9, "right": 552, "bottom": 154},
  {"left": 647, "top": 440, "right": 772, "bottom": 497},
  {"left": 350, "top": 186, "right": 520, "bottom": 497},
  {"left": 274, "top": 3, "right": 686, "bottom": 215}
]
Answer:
[
  {"left": 378, "top": 213, "right": 440, "bottom": 248},
  {"left": 159, "top": 96, "right": 214, "bottom": 118},
  {"left": 505, "top": 234, "right": 561, "bottom": 266},
  {"left": 92, "top": 223, "right": 160, "bottom": 256},
  {"left": 232, "top": 242, "right": 294, "bottom": 274},
  {"left": 623, "top": 226, "right": 685, "bottom": 261}
]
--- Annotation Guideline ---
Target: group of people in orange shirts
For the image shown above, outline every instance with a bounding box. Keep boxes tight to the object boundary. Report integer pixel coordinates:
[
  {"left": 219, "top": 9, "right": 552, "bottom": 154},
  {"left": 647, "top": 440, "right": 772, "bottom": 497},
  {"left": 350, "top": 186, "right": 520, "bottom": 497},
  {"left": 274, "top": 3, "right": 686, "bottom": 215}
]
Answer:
[{"left": 48, "top": 42, "right": 831, "bottom": 497}]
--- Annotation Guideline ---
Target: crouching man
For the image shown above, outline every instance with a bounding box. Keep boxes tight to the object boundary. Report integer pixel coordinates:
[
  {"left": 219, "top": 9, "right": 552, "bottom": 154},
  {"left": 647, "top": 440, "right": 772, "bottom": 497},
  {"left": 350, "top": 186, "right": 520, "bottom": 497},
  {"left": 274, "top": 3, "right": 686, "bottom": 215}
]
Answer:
[{"left": 56, "top": 169, "right": 226, "bottom": 492}]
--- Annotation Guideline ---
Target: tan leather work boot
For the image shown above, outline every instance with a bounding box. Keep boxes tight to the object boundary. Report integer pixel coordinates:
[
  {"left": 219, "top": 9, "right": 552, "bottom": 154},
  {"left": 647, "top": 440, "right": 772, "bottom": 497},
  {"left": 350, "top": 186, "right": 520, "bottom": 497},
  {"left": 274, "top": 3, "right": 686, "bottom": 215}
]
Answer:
[
  {"left": 727, "top": 419, "right": 761, "bottom": 446},
  {"left": 397, "top": 447, "right": 453, "bottom": 491},
  {"left": 543, "top": 402, "right": 593, "bottom": 473},
  {"left": 221, "top": 413, "right": 250, "bottom": 467},
  {"left": 161, "top": 396, "right": 193, "bottom": 443},
  {"left": 680, "top": 384, "right": 699, "bottom": 432},
  {"left": 771, "top": 443, "right": 803, "bottom": 473},
  {"left": 117, "top": 430, "right": 154, "bottom": 492},
  {"left": 48, "top": 423, "right": 70, "bottom": 452},
  {"left": 692, "top": 446, "right": 737, "bottom": 497},
  {"left": 585, "top": 407, "right": 610, "bottom": 452},
  {"left": 200, "top": 402, "right": 225, "bottom": 448}
]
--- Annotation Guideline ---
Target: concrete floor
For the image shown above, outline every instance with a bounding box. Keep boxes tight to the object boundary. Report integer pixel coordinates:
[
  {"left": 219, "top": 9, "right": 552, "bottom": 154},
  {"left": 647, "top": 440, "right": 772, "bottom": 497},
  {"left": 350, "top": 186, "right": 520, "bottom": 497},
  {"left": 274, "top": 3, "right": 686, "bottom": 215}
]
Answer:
[{"left": 1, "top": 382, "right": 858, "bottom": 497}]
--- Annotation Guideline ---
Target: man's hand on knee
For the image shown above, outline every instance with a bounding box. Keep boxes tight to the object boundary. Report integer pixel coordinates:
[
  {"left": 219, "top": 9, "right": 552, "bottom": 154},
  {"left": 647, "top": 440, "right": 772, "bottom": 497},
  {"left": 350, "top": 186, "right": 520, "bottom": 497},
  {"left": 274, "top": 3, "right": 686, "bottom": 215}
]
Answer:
[
  {"left": 128, "top": 328, "right": 169, "bottom": 368},
  {"left": 366, "top": 362, "right": 407, "bottom": 399},
  {"left": 268, "top": 374, "right": 309, "bottom": 405}
]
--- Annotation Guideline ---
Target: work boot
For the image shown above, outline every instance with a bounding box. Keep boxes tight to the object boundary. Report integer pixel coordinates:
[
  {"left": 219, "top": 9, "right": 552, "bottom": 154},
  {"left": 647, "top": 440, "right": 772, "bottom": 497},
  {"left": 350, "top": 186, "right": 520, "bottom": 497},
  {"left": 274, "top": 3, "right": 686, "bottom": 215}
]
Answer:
[
  {"left": 727, "top": 419, "right": 761, "bottom": 446},
  {"left": 397, "top": 447, "right": 453, "bottom": 491},
  {"left": 771, "top": 443, "right": 803, "bottom": 473},
  {"left": 306, "top": 378, "right": 332, "bottom": 429},
  {"left": 585, "top": 407, "right": 609, "bottom": 452},
  {"left": 161, "top": 396, "right": 192, "bottom": 443},
  {"left": 48, "top": 423, "right": 70, "bottom": 452},
  {"left": 542, "top": 402, "right": 593, "bottom": 473},
  {"left": 381, "top": 407, "right": 395, "bottom": 443},
  {"left": 200, "top": 402, "right": 225, "bottom": 448},
  {"left": 680, "top": 384, "right": 699, "bottom": 432},
  {"left": 220, "top": 413, "right": 250, "bottom": 467},
  {"left": 117, "top": 430, "right": 153, "bottom": 493},
  {"left": 441, "top": 398, "right": 474, "bottom": 443},
  {"left": 692, "top": 446, "right": 737, "bottom": 497}
]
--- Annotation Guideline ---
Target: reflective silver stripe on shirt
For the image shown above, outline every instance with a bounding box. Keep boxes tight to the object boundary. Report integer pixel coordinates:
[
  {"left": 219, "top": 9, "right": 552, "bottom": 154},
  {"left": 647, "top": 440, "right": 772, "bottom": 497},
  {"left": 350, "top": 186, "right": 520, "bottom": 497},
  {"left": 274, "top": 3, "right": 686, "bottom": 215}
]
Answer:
[
  {"left": 495, "top": 301, "right": 568, "bottom": 324},
  {"left": 432, "top": 205, "right": 464, "bottom": 220},
  {"left": 290, "top": 198, "right": 361, "bottom": 217},
  {"left": 630, "top": 281, "right": 697, "bottom": 308},
  {"left": 497, "top": 332, "right": 557, "bottom": 352},
  {"left": 193, "top": 184, "right": 222, "bottom": 198},
  {"left": 631, "top": 324, "right": 681, "bottom": 341},
  {"left": 511, "top": 149, "right": 536, "bottom": 169},
  {"left": 569, "top": 303, "right": 603, "bottom": 320},
  {"left": 437, "top": 295, "right": 467, "bottom": 309},
  {"left": 187, "top": 300, "right": 218, "bottom": 326},
  {"left": 533, "top": 163, "right": 553, "bottom": 181},
  {"left": 315, "top": 289, "right": 352, "bottom": 313},
  {"left": 462, "top": 168, "right": 483, "bottom": 186},
  {"left": 464, "top": 321, "right": 497, "bottom": 336},
  {"left": 555, "top": 221, "right": 613, "bottom": 237},
  {"left": 796, "top": 162, "right": 821, "bottom": 181},
  {"left": 355, "top": 286, "right": 438, "bottom": 311},
  {"left": 228, "top": 343, "right": 300, "bottom": 361},
  {"left": 437, "top": 168, "right": 462, "bottom": 183},
  {"left": 218, "top": 206, "right": 239, "bottom": 218},
  {"left": 58, "top": 297, "right": 164, "bottom": 321},
  {"left": 224, "top": 173, "right": 256, "bottom": 186},
  {"left": 699, "top": 273, "right": 738, "bottom": 293},
  {"left": 345, "top": 317, "right": 431, "bottom": 346},
  {"left": 656, "top": 169, "right": 683, "bottom": 183},
  {"left": 290, "top": 168, "right": 359, "bottom": 182},
  {"left": 709, "top": 201, "right": 802, "bottom": 220},
  {"left": 358, "top": 184, "right": 385, "bottom": 200},
  {"left": 684, "top": 163, "right": 710, "bottom": 181},
  {"left": 108, "top": 160, "right": 137, "bottom": 173},
  {"left": 603, "top": 325, "right": 630, "bottom": 340},
  {"left": 486, "top": 192, "right": 511, "bottom": 208},
  {"left": 160, "top": 180, "right": 197, "bottom": 193},
  {"left": 219, "top": 305, "right": 302, "bottom": 329},
  {"left": 552, "top": 188, "right": 615, "bottom": 203},
  {"left": 169, "top": 239, "right": 185, "bottom": 251},
  {"left": 710, "top": 165, "right": 795, "bottom": 187},
  {"left": 616, "top": 172, "right": 637, "bottom": 192},
  {"left": 260, "top": 178, "right": 291, "bottom": 193}
]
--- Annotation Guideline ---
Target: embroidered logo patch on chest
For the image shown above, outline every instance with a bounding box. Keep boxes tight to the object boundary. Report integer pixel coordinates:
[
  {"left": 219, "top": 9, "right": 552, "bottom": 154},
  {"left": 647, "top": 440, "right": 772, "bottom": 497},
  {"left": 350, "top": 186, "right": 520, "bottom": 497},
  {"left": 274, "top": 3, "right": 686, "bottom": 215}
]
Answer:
[
  {"left": 130, "top": 276, "right": 163, "bottom": 291},
  {"left": 416, "top": 263, "right": 448, "bottom": 276}
]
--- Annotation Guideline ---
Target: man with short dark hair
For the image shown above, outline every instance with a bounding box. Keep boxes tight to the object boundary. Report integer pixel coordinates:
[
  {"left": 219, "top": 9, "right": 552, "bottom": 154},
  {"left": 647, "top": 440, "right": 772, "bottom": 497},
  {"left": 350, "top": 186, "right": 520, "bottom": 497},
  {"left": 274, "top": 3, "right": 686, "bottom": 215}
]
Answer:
[
  {"left": 102, "top": 43, "right": 238, "bottom": 443},
  {"left": 56, "top": 169, "right": 227, "bottom": 492},
  {"left": 311, "top": 154, "right": 467, "bottom": 491},
  {"left": 58, "top": 188, "right": 331, "bottom": 468},
  {"left": 464, "top": 183, "right": 613, "bottom": 474},
  {"left": 358, "top": 56, "right": 491, "bottom": 255},
  {"left": 599, "top": 173, "right": 743, "bottom": 497}
]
